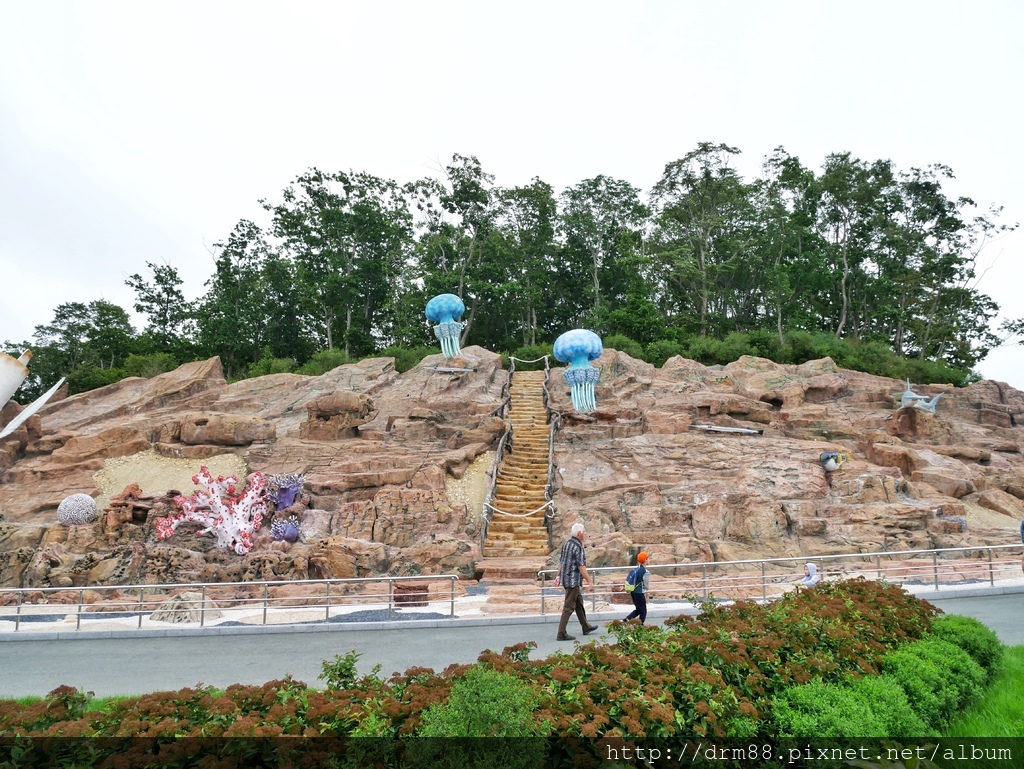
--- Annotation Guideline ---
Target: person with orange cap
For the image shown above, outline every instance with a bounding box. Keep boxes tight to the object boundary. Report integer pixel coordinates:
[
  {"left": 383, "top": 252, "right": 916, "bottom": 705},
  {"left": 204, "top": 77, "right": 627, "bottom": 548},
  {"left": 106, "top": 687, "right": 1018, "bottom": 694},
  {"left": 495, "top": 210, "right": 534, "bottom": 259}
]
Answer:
[{"left": 624, "top": 551, "right": 651, "bottom": 624}]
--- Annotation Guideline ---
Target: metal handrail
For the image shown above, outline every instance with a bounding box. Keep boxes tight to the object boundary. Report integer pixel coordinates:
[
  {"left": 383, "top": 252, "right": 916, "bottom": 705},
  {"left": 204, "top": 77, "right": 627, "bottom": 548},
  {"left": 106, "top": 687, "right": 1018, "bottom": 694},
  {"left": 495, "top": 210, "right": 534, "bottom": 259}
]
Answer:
[
  {"left": 0, "top": 573, "right": 461, "bottom": 632},
  {"left": 538, "top": 543, "right": 1024, "bottom": 615}
]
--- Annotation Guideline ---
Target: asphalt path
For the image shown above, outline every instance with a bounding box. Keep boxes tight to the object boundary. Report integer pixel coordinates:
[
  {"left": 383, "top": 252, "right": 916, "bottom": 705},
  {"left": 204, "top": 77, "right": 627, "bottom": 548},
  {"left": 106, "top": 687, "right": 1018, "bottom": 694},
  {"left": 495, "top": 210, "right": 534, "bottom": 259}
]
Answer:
[{"left": 0, "top": 594, "right": 1020, "bottom": 699}]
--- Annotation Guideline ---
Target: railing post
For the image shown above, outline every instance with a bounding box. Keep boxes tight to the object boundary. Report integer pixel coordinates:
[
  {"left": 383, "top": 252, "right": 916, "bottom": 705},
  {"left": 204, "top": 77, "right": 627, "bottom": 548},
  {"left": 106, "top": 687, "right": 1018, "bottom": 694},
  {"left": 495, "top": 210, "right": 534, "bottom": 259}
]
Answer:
[
  {"left": 388, "top": 579, "right": 393, "bottom": 621},
  {"left": 761, "top": 561, "right": 767, "bottom": 602},
  {"left": 450, "top": 577, "right": 455, "bottom": 618},
  {"left": 78, "top": 588, "right": 84, "bottom": 631},
  {"left": 263, "top": 583, "right": 269, "bottom": 626},
  {"left": 988, "top": 548, "right": 994, "bottom": 586},
  {"left": 137, "top": 587, "right": 144, "bottom": 629},
  {"left": 325, "top": 581, "right": 331, "bottom": 622},
  {"left": 200, "top": 584, "right": 207, "bottom": 627},
  {"left": 15, "top": 590, "right": 22, "bottom": 632},
  {"left": 876, "top": 555, "right": 882, "bottom": 580},
  {"left": 932, "top": 551, "right": 939, "bottom": 590},
  {"left": 702, "top": 564, "right": 708, "bottom": 601}
]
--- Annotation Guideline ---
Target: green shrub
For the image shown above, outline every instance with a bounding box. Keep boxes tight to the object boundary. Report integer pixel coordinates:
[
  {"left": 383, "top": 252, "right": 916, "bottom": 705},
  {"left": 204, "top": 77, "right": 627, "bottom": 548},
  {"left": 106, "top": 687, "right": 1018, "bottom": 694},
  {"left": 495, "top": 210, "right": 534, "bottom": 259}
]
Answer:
[
  {"left": 907, "top": 637, "right": 986, "bottom": 708},
  {"left": 601, "top": 334, "right": 644, "bottom": 360},
  {"left": 770, "top": 675, "right": 926, "bottom": 739},
  {"left": 378, "top": 345, "right": 436, "bottom": 373},
  {"left": 646, "top": 339, "right": 685, "bottom": 367},
  {"left": 416, "top": 665, "right": 545, "bottom": 738},
  {"left": 856, "top": 675, "right": 929, "bottom": 737},
  {"left": 247, "top": 348, "right": 297, "bottom": 377},
  {"left": 771, "top": 679, "right": 888, "bottom": 737},
  {"left": 66, "top": 365, "right": 125, "bottom": 394},
  {"left": 123, "top": 352, "right": 179, "bottom": 378},
  {"left": 511, "top": 343, "right": 553, "bottom": 370},
  {"left": 929, "top": 614, "right": 1004, "bottom": 681},
  {"left": 882, "top": 642, "right": 964, "bottom": 729},
  {"left": 296, "top": 348, "right": 349, "bottom": 376}
]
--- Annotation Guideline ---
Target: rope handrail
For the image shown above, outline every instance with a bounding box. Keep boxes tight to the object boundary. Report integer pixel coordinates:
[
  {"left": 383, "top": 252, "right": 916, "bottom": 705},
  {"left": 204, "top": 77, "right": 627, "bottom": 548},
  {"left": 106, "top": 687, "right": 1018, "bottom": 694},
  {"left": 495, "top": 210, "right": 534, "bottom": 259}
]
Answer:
[
  {"left": 508, "top": 354, "right": 550, "bottom": 364},
  {"left": 484, "top": 500, "right": 553, "bottom": 518}
]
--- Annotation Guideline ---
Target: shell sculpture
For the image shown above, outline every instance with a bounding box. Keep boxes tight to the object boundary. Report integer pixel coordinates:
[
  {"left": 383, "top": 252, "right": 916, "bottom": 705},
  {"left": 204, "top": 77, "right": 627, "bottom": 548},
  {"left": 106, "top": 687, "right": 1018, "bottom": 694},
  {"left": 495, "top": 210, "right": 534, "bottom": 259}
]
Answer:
[{"left": 57, "top": 493, "right": 99, "bottom": 526}]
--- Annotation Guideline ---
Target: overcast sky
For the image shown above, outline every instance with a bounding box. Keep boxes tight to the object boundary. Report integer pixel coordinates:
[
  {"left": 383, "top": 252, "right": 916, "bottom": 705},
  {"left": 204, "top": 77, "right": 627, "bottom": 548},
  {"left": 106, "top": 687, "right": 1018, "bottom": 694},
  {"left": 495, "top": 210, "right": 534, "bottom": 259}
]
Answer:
[{"left": 2, "top": 1, "right": 1021, "bottom": 388}]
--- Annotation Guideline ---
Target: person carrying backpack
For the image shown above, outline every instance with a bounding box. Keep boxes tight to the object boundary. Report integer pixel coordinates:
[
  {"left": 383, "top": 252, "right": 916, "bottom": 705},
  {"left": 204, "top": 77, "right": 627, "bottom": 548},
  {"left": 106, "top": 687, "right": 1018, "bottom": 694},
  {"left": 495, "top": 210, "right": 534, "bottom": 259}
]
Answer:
[{"left": 624, "top": 551, "right": 650, "bottom": 624}]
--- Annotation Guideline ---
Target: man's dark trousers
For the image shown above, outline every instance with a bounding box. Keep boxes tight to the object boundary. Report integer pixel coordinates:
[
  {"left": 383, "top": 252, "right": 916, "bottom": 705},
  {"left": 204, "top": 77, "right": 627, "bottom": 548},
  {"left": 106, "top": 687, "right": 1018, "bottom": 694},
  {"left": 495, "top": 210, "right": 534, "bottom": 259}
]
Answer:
[{"left": 557, "top": 584, "right": 589, "bottom": 637}]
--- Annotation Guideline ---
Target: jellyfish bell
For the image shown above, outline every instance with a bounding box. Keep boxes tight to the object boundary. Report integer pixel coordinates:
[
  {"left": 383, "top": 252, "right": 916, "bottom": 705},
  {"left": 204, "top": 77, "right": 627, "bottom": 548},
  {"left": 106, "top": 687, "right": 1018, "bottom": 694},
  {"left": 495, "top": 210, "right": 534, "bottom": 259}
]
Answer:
[
  {"left": 425, "top": 293, "right": 467, "bottom": 361},
  {"left": 554, "top": 329, "right": 603, "bottom": 413}
]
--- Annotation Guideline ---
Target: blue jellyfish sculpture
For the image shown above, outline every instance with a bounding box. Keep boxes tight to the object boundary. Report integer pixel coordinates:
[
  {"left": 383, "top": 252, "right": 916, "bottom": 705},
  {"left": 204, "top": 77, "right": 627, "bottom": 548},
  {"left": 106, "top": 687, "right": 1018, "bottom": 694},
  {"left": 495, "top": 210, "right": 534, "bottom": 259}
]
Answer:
[
  {"left": 425, "top": 293, "right": 467, "bottom": 361},
  {"left": 553, "top": 329, "right": 603, "bottom": 413}
]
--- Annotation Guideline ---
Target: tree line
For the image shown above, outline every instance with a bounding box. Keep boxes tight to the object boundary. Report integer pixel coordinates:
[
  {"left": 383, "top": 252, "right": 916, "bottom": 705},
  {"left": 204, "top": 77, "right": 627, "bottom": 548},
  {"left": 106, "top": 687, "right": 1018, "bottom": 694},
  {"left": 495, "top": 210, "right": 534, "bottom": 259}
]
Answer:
[{"left": 5, "top": 143, "right": 1019, "bottom": 401}]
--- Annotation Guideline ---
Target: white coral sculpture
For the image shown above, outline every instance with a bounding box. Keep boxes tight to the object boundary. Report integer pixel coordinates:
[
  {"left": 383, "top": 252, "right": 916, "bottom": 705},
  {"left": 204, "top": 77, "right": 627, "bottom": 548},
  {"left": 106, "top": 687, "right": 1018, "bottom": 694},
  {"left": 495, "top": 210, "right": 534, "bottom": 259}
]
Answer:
[{"left": 155, "top": 466, "right": 268, "bottom": 555}]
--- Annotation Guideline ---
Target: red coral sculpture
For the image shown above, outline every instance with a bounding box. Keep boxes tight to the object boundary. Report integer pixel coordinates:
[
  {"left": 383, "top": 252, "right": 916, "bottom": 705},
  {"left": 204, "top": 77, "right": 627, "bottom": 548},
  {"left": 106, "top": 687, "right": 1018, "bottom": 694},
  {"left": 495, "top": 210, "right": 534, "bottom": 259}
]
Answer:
[{"left": 155, "top": 466, "right": 268, "bottom": 555}]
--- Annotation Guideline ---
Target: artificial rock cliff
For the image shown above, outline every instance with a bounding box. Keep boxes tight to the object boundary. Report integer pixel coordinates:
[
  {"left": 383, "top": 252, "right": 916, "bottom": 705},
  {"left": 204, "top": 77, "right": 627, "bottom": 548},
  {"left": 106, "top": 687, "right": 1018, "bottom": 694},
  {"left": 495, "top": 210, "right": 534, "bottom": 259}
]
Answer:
[{"left": 0, "top": 347, "right": 1022, "bottom": 591}]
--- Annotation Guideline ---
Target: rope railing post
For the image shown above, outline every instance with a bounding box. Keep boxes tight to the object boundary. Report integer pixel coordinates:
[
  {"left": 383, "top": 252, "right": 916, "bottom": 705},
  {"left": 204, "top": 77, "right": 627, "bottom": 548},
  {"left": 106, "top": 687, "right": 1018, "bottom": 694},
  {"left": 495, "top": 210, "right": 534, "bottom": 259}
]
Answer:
[
  {"left": 137, "top": 587, "right": 144, "bottom": 629},
  {"left": 988, "top": 548, "right": 994, "bottom": 586},
  {"left": 78, "top": 588, "right": 84, "bottom": 631},
  {"left": 387, "top": 579, "right": 394, "bottom": 621},
  {"left": 450, "top": 577, "right": 455, "bottom": 618},
  {"left": 933, "top": 551, "right": 939, "bottom": 590},
  {"left": 15, "top": 589, "right": 22, "bottom": 632},
  {"left": 876, "top": 555, "right": 882, "bottom": 580},
  {"left": 761, "top": 562, "right": 767, "bottom": 602},
  {"left": 200, "top": 584, "right": 207, "bottom": 627},
  {"left": 540, "top": 572, "right": 546, "bottom": 616},
  {"left": 325, "top": 581, "right": 331, "bottom": 621},
  {"left": 702, "top": 564, "right": 708, "bottom": 601},
  {"left": 263, "top": 583, "right": 269, "bottom": 625}
]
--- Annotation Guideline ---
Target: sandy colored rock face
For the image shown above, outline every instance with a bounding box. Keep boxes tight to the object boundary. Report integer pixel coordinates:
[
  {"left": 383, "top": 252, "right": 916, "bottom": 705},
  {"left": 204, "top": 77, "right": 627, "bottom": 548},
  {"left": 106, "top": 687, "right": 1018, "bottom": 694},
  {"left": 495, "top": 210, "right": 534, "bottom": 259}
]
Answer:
[{"left": 0, "top": 347, "right": 1022, "bottom": 590}]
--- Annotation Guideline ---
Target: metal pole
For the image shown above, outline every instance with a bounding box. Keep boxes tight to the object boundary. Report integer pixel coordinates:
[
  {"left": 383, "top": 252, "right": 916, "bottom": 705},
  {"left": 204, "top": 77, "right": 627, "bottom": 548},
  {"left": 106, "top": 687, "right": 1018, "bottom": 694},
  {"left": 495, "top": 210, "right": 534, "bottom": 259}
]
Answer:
[
  {"left": 78, "top": 589, "right": 84, "bottom": 631},
  {"left": 876, "top": 555, "right": 882, "bottom": 580},
  {"left": 702, "top": 565, "right": 708, "bottom": 601},
  {"left": 988, "top": 548, "right": 994, "bottom": 586},
  {"left": 263, "top": 583, "right": 269, "bottom": 626},
  {"left": 325, "top": 581, "right": 331, "bottom": 622},
  {"left": 933, "top": 551, "right": 939, "bottom": 590},
  {"left": 137, "top": 587, "right": 143, "bottom": 629},
  {"left": 540, "top": 573, "right": 546, "bottom": 616},
  {"left": 200, "top": 584, "right": 207, "bottom": 627},
  {"left": 450, "top": 577, "right": 455, "bottom": 618},
  {"left": 761, "top": 561, "right": 767, "bottom": 602},
  {"left": 15, "top": 590, "right": 22, "bottom": 632},
  {"left": 387, "top": 579, "right": 393, "bottom": 621}
]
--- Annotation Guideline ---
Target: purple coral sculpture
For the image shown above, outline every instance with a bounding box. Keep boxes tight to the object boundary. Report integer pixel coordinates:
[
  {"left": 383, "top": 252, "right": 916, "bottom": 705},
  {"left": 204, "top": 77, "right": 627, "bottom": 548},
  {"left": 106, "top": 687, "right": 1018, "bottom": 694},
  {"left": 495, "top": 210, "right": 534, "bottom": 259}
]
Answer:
[
  {"left": 268, "top": 472, "right": 305, "bottom": 510},
  {"left": 270, "top": 515, "right": 301, "bottom": 543}
]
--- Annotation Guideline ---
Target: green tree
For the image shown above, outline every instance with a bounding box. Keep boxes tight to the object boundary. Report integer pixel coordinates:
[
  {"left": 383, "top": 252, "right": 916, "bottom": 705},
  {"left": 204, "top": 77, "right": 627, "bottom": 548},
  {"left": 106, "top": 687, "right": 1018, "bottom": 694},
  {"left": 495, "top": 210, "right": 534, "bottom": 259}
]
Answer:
[
  {"left": 266, "top": 169, "right": 413, "bottom": 356},
  {"left": 125, "top": 260, "right": 192, "bottom": 356},
  {"left": 195, "top": 219, "right": 274, "bottom": 378},
  {"left": 651, "top": 142, "right": 755, "bottom": 337}
]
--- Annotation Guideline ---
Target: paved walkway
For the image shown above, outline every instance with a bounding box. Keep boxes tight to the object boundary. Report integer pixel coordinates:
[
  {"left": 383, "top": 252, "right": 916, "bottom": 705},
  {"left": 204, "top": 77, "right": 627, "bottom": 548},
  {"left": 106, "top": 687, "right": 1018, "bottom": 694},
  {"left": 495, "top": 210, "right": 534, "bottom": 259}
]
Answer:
[{"left": 0, "top": 586, "right": 1021, "bottom": 699}]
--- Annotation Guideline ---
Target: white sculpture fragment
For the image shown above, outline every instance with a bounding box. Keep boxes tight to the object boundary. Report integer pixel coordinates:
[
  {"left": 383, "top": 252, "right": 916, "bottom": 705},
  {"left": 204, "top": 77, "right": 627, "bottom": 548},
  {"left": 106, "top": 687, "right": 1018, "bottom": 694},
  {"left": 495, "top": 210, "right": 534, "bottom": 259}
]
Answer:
[{"left": 0, "top": 349, "right": 66, "bottom": 440}]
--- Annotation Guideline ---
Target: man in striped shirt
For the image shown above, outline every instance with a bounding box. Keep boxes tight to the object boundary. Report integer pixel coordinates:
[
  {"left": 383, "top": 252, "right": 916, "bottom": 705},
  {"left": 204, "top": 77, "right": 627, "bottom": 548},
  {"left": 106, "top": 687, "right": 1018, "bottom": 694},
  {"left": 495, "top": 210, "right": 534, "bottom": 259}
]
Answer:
[{"left": 556, "top": 522, "right": 598, "bottom": 640}]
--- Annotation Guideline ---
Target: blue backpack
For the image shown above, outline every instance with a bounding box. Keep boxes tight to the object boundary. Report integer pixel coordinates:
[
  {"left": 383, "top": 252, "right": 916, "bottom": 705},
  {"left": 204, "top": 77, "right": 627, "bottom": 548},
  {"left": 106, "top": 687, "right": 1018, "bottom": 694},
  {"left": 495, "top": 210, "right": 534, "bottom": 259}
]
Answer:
[{"left": 624, "top": 566, "right": 643, "bottom": 593}]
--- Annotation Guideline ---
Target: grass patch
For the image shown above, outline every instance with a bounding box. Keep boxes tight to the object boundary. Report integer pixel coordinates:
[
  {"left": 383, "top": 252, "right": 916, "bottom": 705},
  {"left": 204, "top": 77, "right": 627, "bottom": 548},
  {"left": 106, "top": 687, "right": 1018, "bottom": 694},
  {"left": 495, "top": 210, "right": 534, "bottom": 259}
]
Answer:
[{"left": 944, "top": 645, "right": 1024, "bottom": 737}]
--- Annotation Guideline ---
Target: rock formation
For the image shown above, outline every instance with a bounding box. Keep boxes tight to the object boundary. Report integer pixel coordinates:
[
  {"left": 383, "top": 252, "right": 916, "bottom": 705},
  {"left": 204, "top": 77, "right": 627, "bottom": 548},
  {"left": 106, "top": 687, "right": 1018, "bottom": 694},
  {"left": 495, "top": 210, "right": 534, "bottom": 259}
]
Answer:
[{"left": 0, "top": 347, "right": 1021, "bottom": 592}]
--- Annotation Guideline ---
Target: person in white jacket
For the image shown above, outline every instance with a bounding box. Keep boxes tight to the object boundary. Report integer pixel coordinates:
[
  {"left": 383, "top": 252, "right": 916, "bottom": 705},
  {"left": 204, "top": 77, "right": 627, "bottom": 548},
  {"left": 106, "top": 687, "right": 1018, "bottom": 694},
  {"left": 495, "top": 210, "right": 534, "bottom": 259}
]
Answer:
[{"left": 799, "top": 562, "right": 820, "bottom": 588}]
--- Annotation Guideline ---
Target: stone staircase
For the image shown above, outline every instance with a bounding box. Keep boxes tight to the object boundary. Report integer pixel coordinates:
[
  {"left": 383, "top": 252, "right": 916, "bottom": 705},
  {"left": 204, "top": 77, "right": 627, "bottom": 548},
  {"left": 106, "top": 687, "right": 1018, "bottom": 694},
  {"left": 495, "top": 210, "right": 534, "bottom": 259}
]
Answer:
[{"left": 481, "top": 369, "right": 552, "bottom": 562}]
